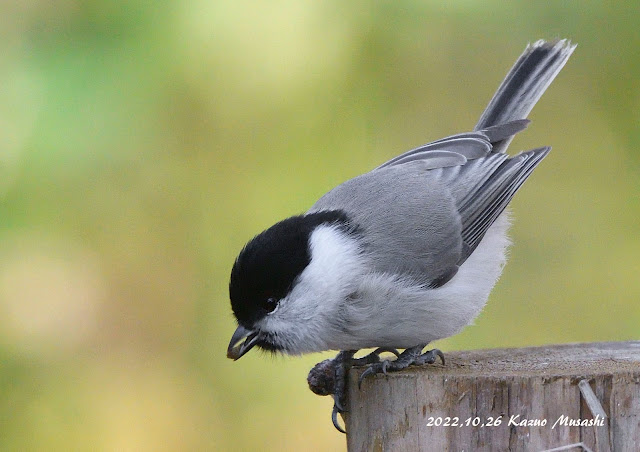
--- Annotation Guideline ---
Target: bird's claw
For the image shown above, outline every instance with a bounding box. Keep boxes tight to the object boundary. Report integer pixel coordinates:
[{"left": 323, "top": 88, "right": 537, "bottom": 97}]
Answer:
[
  {"left": 415, "top": 348, "right": 445, "bottom": 366},
  {"left": 357, "top": 365, "right": 375, "bottom": 389},
  {"left": 352, "top": 347, "right": 400, "bottom": 366},
  {"left": 357, "top": 361, "right": 387, "bottom": 388},
  {"left": 331, "top": 402, "right": 346, "bottom": 434},
  {"left": 328, "top": 350, "right": 356, "bottom": 434},
  {"left": 357, "top": 358, "right": 396, "bottom": 388},
  {"left": 357, "top": 346, "right": 445, "bottom": 388}
]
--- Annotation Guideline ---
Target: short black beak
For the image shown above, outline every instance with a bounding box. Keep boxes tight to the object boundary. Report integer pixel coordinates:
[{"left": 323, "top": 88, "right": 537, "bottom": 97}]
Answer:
[{"left": 227, "top": 325, "right": 259, "bottom": 360}]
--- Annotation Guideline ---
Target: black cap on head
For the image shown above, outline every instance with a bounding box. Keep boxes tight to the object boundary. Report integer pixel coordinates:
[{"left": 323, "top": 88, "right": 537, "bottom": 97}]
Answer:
[{"left": 229, "top": 210, "right": 356, "bottom": 328}]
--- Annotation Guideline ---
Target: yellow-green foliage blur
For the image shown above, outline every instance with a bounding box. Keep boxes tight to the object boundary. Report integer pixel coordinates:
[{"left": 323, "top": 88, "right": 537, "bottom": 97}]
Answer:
[{"left": 1, "top": 1, "right": 639, "bottom": 451}]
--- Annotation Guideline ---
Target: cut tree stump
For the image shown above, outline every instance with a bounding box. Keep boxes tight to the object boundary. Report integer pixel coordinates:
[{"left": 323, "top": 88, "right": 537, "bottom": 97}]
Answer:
[{"left": 345, "top": 341, "right": 640, "bottom": 452}]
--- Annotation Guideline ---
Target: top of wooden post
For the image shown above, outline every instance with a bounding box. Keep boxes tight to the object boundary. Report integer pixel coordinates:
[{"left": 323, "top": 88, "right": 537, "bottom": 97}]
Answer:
[
  {"left": 380, "top": 341, "right": 640, "bottom": 379},
  {"left": 346, "top": 341, "right": 640, "bottom": 451}
]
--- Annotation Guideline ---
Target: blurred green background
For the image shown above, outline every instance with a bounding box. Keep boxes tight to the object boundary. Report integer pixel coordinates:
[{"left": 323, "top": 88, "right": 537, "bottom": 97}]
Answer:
[{"left": 1, "top": 1, "right": 639, "bottom": 450}]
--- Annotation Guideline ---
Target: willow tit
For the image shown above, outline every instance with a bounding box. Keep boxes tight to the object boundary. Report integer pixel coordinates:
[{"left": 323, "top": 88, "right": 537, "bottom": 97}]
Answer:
[{"left": 227, "top": 40, "right": 575, "bottom": 431}]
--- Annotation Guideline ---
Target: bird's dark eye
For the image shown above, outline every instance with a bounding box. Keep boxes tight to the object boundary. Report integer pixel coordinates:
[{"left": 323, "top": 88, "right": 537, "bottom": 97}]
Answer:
[{"left": 262, "top": 296, "right": 278, "bottom": 313}]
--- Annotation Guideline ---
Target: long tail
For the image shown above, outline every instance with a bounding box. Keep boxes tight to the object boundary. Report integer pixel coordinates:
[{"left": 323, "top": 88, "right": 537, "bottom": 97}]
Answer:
[{"left": 475, "top": 39, "right": 576, "bottom": 152}]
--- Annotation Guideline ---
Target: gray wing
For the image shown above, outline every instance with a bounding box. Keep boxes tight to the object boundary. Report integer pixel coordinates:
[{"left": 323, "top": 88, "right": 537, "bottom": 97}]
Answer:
[
  {"left": 309, "top": 121, "right": 549, "bottom": 287},
  {"left": 308, "top": 40, "right": 572, "bottom": 287},
  {"left": 310, "top": 163, "right": 464, "bottom": 287}
]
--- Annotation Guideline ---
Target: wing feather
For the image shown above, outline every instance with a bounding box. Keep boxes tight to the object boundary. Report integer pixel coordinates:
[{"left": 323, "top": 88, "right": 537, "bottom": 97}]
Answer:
[
  {"left": 306, "top": 40, "right": 574, "bottom": 288},
  {"left": 376, "top": 119, "right": 528, "bottom": 171},
  {"left": 310, "top": 121, "right": 549, "bottom": 287}
]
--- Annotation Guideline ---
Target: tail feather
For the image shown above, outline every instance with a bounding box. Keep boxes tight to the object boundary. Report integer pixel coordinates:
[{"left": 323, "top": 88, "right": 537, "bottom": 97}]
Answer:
[{"left": 475, "top": 39, "right": 576, "bottom": 152}]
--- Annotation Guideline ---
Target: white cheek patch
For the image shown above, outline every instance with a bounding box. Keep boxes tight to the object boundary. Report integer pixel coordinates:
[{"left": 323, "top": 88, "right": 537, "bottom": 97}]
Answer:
[
  {"left": 303, "top": 226, "right": 363, "bottom": 294},
  {"left": 258, "top": 225, "right": 363, "bottom": 354}
]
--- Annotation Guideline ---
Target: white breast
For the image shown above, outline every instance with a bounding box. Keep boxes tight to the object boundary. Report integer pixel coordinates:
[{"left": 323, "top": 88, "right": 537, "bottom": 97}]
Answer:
[{"left": 323, "top": 212, "right": 512, "bottom": 350}]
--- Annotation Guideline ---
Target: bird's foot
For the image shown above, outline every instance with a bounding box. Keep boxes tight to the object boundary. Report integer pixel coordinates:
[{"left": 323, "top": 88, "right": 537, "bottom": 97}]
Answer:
[
  {"left": 307, "top": 348, "right": 400, "bottom": 434},
  {"left": 332, "top": 348, "right": 401, "bottom": 432},
  {"left": 357, "top": 345, "right": 445, "bottom": 388},
  {"left": 351, "top": 347, "right": 401, "bottom": 366},
  {"left": 329, "top": 350, "right": 354, "bottom": 433}
]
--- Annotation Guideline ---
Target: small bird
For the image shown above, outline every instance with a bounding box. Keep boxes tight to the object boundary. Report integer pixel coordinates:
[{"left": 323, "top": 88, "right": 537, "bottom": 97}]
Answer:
[{"left": 227, "top": 40, "right": 575, "bottom": 432}]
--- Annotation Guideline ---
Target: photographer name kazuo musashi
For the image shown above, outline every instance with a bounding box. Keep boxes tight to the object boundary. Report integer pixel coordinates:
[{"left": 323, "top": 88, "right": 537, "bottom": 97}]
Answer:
[{"left": 508, "top": 414, "right": 606, "bottom": 429}]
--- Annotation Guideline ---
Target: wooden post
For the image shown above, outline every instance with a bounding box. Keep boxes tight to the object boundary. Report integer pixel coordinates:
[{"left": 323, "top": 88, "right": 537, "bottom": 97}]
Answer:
[{"left": 345, "top": 341, "right": 640, "bottom": 452}]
